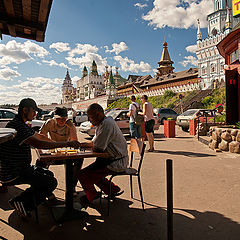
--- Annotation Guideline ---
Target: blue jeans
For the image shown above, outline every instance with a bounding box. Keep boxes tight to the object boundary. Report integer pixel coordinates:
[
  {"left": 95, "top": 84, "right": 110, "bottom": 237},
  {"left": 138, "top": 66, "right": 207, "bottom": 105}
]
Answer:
[{"left": 130, "top": 122, "right": 141, "bottom": 139}]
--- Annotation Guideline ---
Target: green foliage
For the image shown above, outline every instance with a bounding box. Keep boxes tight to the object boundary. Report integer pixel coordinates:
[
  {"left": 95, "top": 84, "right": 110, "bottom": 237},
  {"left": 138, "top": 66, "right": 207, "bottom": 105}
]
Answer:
[
  {"left": 236, "top": 122, "right": 240, "bottom": 129},
  {"left": 202, "top": 96, "right": 214, "bottom": 107},
  {"left": 201, "top": 88, "right": 225, "bottom": 109},
  {"left": 107, "top": 97, "right": 131, "bottom": 109},
  {"left": 209, "top": 114, "right": 226, "bottom": 123},
  {"left": 167, "top": 103, "right": 175, "bottom": 109},
  {"left": 163, "top": 90, "right": 176, "bottom": 100}
]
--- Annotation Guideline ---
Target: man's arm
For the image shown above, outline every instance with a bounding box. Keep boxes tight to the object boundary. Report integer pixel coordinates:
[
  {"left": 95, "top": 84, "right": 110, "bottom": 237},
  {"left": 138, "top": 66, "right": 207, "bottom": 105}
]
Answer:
[
  {"left": 80, "top": 141, "right": 93, "bottom": 149},
  {"left": 35, "top": 132, "right": 55, "bottom": 142},
  {"left": 24, "top": 135, "right": 81, "bottom": 149},
  {"left": 127, "top": 109, "right": 134, "bottom": 117},
  {"left": 65, "top": 119, "right": 78, "bottom": 141},
  {"left": 139, "top": 103, "right": 146, "bottom": 116}
]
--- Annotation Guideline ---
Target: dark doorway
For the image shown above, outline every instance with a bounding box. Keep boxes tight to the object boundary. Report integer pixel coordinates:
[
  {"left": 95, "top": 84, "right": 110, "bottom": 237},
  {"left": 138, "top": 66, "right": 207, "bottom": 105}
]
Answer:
[{"left": 225, "top": 69, "right": 239, "bottom": 124}]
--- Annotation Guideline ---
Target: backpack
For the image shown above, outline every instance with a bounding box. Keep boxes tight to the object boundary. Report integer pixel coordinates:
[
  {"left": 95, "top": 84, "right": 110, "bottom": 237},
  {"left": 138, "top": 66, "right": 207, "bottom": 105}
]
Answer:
[{"left": 133, "top": 103, "right": 144, "bottom": 125}]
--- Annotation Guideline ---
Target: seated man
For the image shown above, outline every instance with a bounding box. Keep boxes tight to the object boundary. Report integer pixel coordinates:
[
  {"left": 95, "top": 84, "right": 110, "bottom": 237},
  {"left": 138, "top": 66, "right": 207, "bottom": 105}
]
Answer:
[
  {"left": 78, "top": 103, "right": 129, "bottom": 206},
  {"left": 38, "top": 107, "right": 82, "bottom": 194},
  {"left": 0, "top": 98, "right": 80, "bottom": 216}
]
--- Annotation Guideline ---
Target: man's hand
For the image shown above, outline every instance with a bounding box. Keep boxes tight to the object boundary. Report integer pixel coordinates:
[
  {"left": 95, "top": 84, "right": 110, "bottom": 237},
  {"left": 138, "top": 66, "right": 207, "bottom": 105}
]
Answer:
[
  {"left": 65, "top": 119, "right": 74, "bottom": 128},
  {"left": 68, "top": 140, "right": 81, "bottom": 149}
]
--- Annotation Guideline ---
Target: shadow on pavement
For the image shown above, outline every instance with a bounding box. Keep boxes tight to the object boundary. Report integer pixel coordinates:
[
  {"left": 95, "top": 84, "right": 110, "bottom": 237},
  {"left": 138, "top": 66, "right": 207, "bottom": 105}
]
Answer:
[
  {"left": 2, "top": 197, "right": 240, "bottom": 240},
  {"left": 153, "top": 150, "right": 216, "bottom": 157}
]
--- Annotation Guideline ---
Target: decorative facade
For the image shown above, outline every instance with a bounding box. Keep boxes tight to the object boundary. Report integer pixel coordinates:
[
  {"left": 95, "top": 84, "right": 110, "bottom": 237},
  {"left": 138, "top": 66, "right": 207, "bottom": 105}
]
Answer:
[
  {"left": 196, "top": 0, "right": 240, "bottom": 90},
  {"left": 117, "top": 40, "right": 200, "bottom": 96},
  {"left": 76, "top": 61, "right": 126, "bottom": 101},
  {"left": 61, "top": 70, "right": 76, "bottom": 103}
]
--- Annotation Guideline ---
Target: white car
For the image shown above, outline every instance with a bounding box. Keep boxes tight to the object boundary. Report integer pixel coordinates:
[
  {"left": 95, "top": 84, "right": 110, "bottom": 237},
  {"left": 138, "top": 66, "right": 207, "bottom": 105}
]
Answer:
[
  {"left": 75, "top": 110, "right": 88, "bottom": 126},
  {"left": 0, "top": 108, "right": 44, "bottom": 131}
]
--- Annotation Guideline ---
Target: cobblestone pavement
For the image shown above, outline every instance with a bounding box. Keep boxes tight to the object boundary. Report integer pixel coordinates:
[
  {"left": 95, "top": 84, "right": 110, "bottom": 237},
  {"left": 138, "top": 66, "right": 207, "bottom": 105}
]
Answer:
[{"left": 0, "top": 126, "right": 240, "bottom": 240}]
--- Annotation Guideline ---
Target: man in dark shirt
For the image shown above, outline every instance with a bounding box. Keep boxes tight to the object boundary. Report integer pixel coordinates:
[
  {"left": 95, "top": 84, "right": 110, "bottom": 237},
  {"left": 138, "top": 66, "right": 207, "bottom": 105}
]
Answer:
[{"left": 0, "top": 98, "right": 81, "bottom": 216}]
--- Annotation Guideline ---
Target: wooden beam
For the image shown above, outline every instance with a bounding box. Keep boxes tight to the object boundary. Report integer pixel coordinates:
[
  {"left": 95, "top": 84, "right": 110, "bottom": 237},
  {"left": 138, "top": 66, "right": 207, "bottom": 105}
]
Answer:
[
  {"left": 22, "top": 0, "right": 31, "bottom": 22},
  {"left": 0, "top": 23, "right": 3, "bottom": 29},
  {"left": 7, "top": 24, "right": 16, "bottom": 37},
  {"left": 36, "top": 30, "right": 44, "bottom": 42},
  {"left": 3, "top": 0, "right": 15, "bottom": 17},
  {"left": 38, "top": 0, "right": 51, "bottom": 24}
]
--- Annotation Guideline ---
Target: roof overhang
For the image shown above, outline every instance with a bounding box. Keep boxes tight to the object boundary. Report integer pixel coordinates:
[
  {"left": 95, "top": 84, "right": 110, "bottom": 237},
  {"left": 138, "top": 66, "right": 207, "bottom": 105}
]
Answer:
[{"left": 0, "top": 0, "right": 53, "bottom": 42}]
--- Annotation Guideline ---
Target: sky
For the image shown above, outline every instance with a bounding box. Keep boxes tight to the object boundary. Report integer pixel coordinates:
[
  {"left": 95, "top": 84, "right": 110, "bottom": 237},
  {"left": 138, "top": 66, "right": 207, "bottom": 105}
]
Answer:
[{"left": 0, "top": 0, "right": 213, "bottom": 105}]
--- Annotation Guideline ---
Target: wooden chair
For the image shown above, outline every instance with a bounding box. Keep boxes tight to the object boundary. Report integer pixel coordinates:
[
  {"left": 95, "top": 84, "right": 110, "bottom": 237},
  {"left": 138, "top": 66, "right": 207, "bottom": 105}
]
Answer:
[{"left": 106, "top": 138, "right": 146, "bottom": 215}]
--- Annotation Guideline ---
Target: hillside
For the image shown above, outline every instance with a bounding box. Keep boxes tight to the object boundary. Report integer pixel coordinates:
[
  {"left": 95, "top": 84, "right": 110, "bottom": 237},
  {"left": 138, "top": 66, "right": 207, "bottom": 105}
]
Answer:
[{"left": 107, "top": 88, "right": 226, "bottom": 113}]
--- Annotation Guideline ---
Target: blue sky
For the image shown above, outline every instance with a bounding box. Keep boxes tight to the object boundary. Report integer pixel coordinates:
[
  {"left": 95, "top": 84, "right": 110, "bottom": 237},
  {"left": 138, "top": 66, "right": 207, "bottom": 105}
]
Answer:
[{"left": 0, "top": 0, "right": 212, "bottom": 104}]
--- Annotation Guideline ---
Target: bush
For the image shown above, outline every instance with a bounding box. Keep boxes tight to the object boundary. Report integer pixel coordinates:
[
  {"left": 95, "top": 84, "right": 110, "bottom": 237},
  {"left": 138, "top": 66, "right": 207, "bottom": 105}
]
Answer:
[
  {"left": 202, "top": 96, "right": 214, "bottom": 107},
  {"left": 163, "top": 90, "right": 176, "bottom": 100}
]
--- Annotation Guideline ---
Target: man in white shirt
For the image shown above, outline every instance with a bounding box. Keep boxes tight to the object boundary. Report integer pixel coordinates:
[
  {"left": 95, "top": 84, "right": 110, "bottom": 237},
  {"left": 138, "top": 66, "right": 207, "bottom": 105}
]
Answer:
[
  {"left": 78, "top": 103, "right": 128, "bottom": 206},
  {"left": 127, "top": 95, "right": 141, "bottom": 139}
]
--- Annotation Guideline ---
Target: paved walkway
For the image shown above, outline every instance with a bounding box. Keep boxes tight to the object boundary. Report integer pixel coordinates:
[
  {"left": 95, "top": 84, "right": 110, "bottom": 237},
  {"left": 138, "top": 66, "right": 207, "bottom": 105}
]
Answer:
[{"left": 0, "top": 126, "right": 240, "bottom": 240}]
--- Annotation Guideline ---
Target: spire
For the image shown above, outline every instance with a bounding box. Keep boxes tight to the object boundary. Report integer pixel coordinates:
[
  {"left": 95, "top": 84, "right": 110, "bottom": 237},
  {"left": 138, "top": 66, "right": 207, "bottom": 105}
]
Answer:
[
  {"left": 197, "top": 19, "right": 202, "bottom": 41},
  {"left": 157, "top": 39, "right": 174, "bottom": 76},
  {"left": 82, "top": 66, "right": 88, "bottom": 78},
  {"left": 225, "top": 6, "right": 231, "bottom": 32},
  {"left": 108, "top": 68, "right": 115, "bottom": 86},
  {"left": 90, "top": 60, "right": 98, "bottom": 76}
]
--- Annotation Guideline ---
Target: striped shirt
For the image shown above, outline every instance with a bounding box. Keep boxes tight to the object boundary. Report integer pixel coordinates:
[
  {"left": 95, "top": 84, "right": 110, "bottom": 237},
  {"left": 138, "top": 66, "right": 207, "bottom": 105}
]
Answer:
[{"left": 0, "top": 115, "right": 35, "bottom": 182}]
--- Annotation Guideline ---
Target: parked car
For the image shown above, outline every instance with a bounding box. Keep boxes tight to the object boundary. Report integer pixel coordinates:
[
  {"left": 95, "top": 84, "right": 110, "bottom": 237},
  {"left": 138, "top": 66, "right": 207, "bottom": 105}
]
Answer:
[
  {"left": 79, "top": 109, "right": 159, "bottom": 137},
  {"left": 41, "top": 110, "right": 54, "bottom": 121},
  {"left": 176, "top": 109, "right": 215, "bottom": 132},
  {"left": 0, "top": 108, "right": 44, "bottom": 131},
  {"left": 36, "top": 109, "right": 50, "bottom": 120},
  {"left": 75, "top": 110, "right": 88, "bottom": 126},
  {"left": 157, "top": 108, "right": 178, "bottom": 124}
]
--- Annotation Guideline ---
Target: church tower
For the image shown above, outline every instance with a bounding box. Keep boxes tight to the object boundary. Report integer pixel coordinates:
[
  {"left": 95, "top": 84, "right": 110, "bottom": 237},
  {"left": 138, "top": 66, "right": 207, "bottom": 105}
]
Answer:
[
  {"left": 62, "top": 70, "right": 75, "bottom": 103},
  {"left": 82, "top": 66, "right": 88, "bottom": 78},
  {"left": 106, "top": 67, "right": 116, "bottom": 99},
  {"left": 157, "top": 40, "right": 174, "bottom": 76},
  {"left": 90, "top": 60, "right": 98, "bottom": 76}
]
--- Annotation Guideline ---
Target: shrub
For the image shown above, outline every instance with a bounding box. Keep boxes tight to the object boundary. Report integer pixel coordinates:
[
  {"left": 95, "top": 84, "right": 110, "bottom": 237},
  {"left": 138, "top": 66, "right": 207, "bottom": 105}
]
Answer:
[{"left": 163, "top": 90, "right": 176, "bottom": 99}]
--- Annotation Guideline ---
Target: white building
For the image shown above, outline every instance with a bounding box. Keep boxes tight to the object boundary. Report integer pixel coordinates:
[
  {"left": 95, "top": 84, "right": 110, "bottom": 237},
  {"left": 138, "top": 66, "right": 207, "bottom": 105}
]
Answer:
[
  {"left": 76, "top": 61, "right": 105, "bottom": 101},
  {"left": 196, "top": 0, "right": 240, "bottom": 89},
  {"left": 62, "top": 70, "right": 76, "bottom": 103}
]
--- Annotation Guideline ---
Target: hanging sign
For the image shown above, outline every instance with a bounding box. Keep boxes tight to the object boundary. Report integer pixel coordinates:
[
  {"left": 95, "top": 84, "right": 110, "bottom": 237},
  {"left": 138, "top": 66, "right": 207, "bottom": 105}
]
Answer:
[{"left": 233, "top": 0, "right": 240, "bottom": 17}]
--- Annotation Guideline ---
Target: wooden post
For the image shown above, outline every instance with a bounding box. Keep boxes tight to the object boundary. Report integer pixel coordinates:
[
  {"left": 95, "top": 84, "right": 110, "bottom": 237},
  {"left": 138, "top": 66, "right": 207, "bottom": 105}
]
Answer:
[{"left": 167, "top": 159, "right": 173, "bottom": 240}]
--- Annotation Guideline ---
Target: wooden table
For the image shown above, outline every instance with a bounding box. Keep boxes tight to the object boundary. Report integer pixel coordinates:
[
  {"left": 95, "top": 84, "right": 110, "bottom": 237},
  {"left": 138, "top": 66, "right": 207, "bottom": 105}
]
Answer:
[
  {"left": 39, "top": 150, "right": 110, "bottom": 223},
  {"left": 0, "top": 128, "right": 17, "bottom": 144}
]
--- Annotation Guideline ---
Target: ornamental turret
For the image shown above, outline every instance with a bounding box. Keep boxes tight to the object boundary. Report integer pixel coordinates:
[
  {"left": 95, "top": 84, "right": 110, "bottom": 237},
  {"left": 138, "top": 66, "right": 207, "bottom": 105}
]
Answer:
[
  {"left": 90, "top": 60, "right": 98, "bottom": 76},
  {"left": 62, "top": 70, "right": 75, "bottom": 103},
  {"left": 197, "top": 19, "right": 202, "bottom": 41},
  {"left": 157, "top": 40, "right": 174, "bottom": 76},
  {"left": 82, "top": 66, "right": 88, "bottom": 78}
]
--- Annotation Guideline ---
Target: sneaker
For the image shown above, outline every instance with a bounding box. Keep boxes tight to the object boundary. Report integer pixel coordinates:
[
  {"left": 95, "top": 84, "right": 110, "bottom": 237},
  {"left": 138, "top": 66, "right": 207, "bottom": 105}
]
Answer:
[
  {"left": 108, "top": 190, "right": 124, "bottom": 200},
  {"left": 8, "top": 197, "right": 30, "bottom": 217},
  {"left": 79, "top": 195, "right": 90, "bottom": 208}
]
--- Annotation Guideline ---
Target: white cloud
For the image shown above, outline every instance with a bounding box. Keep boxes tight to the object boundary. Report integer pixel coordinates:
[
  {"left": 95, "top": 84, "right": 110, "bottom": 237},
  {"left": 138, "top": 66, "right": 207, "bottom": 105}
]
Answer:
[
  {"left": 49, "top": 42, "right": 71, "bottom": 53},
  {"left": 0, "top": 67, "right": 21, "bottom": 81},
  {"left": 114, "top": 55, "right": 152, "bottom": 73},
  {"left": 68, "top": 43, "right": 98, "bottom": 57},
  {"left": 179, "top": 55, "right": 197, "bottom": 67},
  {"left": 0, "top": 40, "right": 49, "bottom": 66},
  {"left": 186, "top": 44, "right": 197, "bottom": 53},
  {"left": 134, "top": 3, "right": 148, "bottom": 9},
  {"left": 105, "top": 42, "right": 129, "bottom": 55},
  {"left": 142, "top": 0, "right": 213, "bottom": 29},
  {"left": 42, "top": 59, "right": 69, "bottom": 69}
]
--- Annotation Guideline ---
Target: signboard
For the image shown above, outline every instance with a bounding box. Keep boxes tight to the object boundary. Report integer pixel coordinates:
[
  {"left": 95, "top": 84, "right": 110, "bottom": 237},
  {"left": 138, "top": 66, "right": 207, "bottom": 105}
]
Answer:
[
  {"left": 233, "top": 0, "right": 240, "bottom": 17},
  {"left": 179, "top": 94, "right": 183, "bottom": 100}
]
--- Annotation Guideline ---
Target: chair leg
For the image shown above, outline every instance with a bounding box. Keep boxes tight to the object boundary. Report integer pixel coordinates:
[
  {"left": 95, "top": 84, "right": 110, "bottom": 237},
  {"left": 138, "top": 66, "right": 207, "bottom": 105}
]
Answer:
[
  {"left": 130, "top": 175, "right": 133, "bottom": 199},
  {"left": 107, "top": 176, "right": 114, "bottom": 216},
  {"left": 137, "top": 175, "right": 144, "bottom": 211}
]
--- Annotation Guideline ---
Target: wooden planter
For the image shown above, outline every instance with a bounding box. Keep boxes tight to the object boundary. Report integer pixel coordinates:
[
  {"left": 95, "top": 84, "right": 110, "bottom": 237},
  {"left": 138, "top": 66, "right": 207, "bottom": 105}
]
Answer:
[
  {"left": 189, "top": 119, "right": 199, "bottom": 135},
  {"left": 164, "top": 120, "right": 175, "bottom": 138}
]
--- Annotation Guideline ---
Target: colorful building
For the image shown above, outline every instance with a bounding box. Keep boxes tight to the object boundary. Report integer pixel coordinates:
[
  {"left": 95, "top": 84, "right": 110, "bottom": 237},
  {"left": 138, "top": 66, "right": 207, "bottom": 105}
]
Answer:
[{"left": 61, "top": 70, "right": 76, "bottom": 103}]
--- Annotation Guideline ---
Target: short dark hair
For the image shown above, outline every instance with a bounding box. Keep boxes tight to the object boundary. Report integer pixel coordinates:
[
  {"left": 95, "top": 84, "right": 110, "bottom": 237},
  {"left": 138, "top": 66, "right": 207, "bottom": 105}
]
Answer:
[
  {"left": 18, "top": 98, "right": 40, "bottom": 114},
  {"left": 54, "top": 107, "right": 68, "bottom": 117},
  {"left": 87, "top": 103, "right": 104, "bottom": 114},
  {"left": 141, "top": 95, "right": 148, "bottom": 100},
  {"left": 130, "top": 95, "right": 136, "bottom": 101}
]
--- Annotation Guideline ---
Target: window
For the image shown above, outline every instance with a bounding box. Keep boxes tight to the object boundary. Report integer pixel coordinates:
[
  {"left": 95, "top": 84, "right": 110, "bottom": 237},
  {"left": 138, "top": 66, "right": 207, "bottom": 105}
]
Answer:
[
  {"left": 229, "top": 49, "right": 239, "bottom": 64},
  {"left": 202, "top": 67, "right": 206, "bottom": 75},
  {"left": 211, "top": 64, "right": 216, "bottom": 73}
]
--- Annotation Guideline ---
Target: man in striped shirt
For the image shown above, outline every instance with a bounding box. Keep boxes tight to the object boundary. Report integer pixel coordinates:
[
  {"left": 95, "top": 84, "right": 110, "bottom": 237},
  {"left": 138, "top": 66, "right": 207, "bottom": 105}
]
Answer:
[{"left": 0, "top": 98, "right": 80, "bottom": 216}]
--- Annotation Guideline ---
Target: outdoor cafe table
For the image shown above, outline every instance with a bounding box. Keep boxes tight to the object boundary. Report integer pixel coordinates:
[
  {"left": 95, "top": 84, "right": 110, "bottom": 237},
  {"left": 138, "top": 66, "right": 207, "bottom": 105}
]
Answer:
[
  {"left": 39, "top": 150, "right": 110, "bottom": 223},
  {"left": 0, "top": 128, "right": 17, "bottom": 144}
]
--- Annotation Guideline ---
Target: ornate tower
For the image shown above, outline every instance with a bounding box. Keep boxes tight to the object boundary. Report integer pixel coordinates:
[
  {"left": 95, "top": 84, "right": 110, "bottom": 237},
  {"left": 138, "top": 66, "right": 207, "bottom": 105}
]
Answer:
[
  {"left": 82, "top": 66, "right": 88, "bottom": 78},
  {"left": 197, "top": 19, "right": 202, "bottom": 41},
  {"left": 106, "top": 67, "right": 116, "bottom": 98},
  {"left": 62, "top": 70, "right": 75, "bottom": 103},
  {"left": 157, "top": 40, "right": 174, "bottom": 76},
  {"left": 90, "top": 60, "right": 98, "bottom": 76}
]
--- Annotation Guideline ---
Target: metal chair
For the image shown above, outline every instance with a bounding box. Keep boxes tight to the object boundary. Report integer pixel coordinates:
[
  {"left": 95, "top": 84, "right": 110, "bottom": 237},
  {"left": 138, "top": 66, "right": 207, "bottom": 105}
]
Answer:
[{"left": 106, "top": 138, "right": 146, "bottom": 215}]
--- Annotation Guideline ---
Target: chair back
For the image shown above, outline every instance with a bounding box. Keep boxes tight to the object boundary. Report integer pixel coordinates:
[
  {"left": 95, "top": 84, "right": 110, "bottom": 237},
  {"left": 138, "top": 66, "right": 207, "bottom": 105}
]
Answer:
[{"left": 129, "top": 139, "right": 146, "bottom": 172}]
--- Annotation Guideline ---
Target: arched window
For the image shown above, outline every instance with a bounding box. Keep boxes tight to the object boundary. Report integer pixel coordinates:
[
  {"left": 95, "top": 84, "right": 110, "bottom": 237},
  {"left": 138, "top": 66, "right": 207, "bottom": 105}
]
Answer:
[{"left": 211, "top": 64, "right": 216, "bottom": 73}]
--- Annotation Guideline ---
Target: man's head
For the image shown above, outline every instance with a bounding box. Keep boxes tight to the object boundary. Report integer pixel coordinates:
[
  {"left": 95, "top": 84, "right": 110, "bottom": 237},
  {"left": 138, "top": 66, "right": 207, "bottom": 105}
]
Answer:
[
  {"left": 130, "top": 96, "right": 136, "bottom": 102},
  {"left": 141, "top": 95, "right": 148, "bottom": 103},
  {"left": 18, "top": 98, "right": 40, "bottom": 121},
  {"left": 54, "top": 107, "right": 68, "bottom": 127},
  {"left": 87, "top": 103, "right": 105, "bottom": 126}
]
